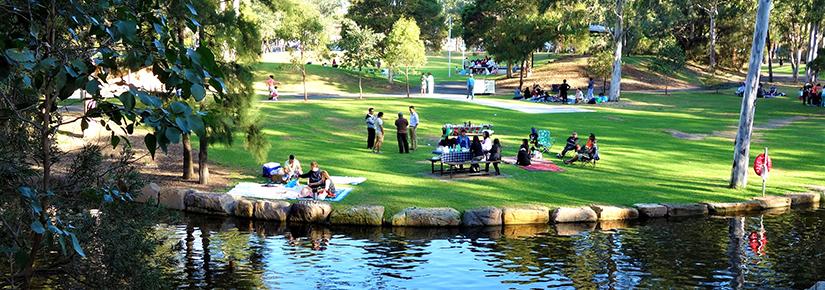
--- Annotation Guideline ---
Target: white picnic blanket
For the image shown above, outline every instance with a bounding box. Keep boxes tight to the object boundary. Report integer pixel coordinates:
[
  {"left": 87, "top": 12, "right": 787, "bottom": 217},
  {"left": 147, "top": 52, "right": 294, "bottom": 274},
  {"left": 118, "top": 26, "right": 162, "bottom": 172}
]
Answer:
[{"left": 226, "top": 176, "right": 366, "bottom": 200}]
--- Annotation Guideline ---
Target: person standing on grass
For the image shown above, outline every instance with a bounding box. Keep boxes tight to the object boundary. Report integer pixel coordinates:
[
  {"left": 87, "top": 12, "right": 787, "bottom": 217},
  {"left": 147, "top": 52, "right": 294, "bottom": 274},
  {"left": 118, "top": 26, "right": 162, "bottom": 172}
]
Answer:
[
  {"left": 586, "top": 77, "right": 595, "bottom": 100},
  {"left": 420, "top": 74, "right": 427, "bottom": 96},
  {"left": 427, "top": 72, "right": 435, "bottom": 95},
  {"left": 559, "top": 79, "right": 571, "bottom": 104},
  {"left": 467, "top": 74, "right": 476, "bottom": 100},
  {"left": 408, "top": 106, "right": 419, "bottom": 150},
  {"left": 365, "top": 108, "right": 376, "bottom": 149},
  {"left": 373, "top": 112, "right": 385, "bottom": 154},
  {"left": 395, "top": 112, "right": 410, "bottom": 154}
]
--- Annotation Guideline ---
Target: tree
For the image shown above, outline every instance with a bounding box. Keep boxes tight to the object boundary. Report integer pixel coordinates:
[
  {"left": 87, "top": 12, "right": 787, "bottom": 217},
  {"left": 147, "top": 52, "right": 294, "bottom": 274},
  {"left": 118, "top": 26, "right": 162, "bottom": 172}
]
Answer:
[
  {"left": 385, "top": 17, "right": 427, "bottom": 98},
  {"left": 587, "top": 50, "right": 614, "bottom": 94},
  {"left": 730, "top": 0, "right": 772, "bottom": 189},
  {"left": 609, "top": 0, "right": 625, "bottom": 102},
  {"left": 775, "top": 0, "right": 807, "bottom": 82},
  {"left": 696, "top": 0, "right": 721, "bottom": 70},
  {"left": 487, "top": 15, "right": 554, "bottom": 89},
  {"left": 276, "top": 0, "right": 328, "bottom": 101},
  {"left": 0, "top": 0, "right": 223, "bottom": 286},
  {"left": 348, "top": 0, "right": 447, "bottom": 51},
  {"left": 338, "top": 19, "right": 385, "bottom": 99},
  {"left": 650, "top": 44, "right": 686, "bottom": 94}
]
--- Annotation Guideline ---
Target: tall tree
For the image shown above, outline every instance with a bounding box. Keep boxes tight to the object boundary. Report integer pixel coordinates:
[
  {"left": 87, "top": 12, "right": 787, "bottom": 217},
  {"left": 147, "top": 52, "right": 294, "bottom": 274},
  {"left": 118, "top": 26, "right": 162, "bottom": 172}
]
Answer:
[
  {"left": 339, "top": 19, "right": 385, "bottom": 99},
  {"left": 385, "top": 17, "right": 427, "bottom": 98},
  {"left": 775, "top": 0, "right": 807, "bottom": 82},
  {"left": 276, "top": 0, "right": 328, "bottom": 101},
  {"left": 609, "top": 0, "right": 625, "bottom": 102},
  {"left": 730, "top": 0, "right": 772, "bottom": 189},
  {"left": 696, "top": 0, "right": 720, "bottom": 70},
  {"left": 348, "top": 0, "right": 447, "bottom": 51},
  {"left": 486, "top": 15, "right": 554, "bottom": 89}
]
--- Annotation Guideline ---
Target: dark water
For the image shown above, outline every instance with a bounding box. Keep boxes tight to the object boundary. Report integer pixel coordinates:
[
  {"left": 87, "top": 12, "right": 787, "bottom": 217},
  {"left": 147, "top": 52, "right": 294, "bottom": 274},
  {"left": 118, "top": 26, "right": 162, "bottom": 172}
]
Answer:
[{"left": 169, "top": 206, "right": 825, "bottom": 289}]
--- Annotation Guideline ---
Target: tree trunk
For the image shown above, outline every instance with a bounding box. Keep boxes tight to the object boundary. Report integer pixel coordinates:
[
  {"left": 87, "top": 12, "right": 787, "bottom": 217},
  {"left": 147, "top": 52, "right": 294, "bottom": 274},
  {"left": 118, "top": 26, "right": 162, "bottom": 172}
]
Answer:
[
  {"left": 506, "top": 62, "right": 513, "bottom": 78},
  {"left": 709, "top": 11, "right": 717, "bottom": 70},
  {"left": 767, "top": 32, "right": 773, "bottom": 83},
  {"left": 301, "top": 49, "right": 308, "bottom": 101},
  {"left": 806, "top": 22, "right": 820, "bottom": 82},
  {"left": 198, "top": 135, "right": 209, "bottom": 185},
  {"left": 608, "top": 0, "right": 624, "bottom": 102},
  {"left": 405, "top": 67, "right": 410, "bottom": 98},
  {"left": 792, "top": 48, "right": 802, "bottom": 82},
  {"left": 518, "top": 60, "right": 526, "bottom": 89},
  {"left": 182, "top": 134, "right": 194, "bottom": 179},
  {"left": 730, "top": 0, "right": 771, "bottom": 189},
  {"left": 358, "top": 74, "right": 363, "bottom": 99}
]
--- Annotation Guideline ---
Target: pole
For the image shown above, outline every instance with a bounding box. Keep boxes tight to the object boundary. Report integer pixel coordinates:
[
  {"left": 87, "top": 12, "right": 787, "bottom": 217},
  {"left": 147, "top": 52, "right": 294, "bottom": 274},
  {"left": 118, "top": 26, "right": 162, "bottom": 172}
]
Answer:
[
  {"left": 448, "top": 16, "right": 452, "bottom": 78},
  {"left": 761, "top": 147, "right": 768, "bottom": 197}
]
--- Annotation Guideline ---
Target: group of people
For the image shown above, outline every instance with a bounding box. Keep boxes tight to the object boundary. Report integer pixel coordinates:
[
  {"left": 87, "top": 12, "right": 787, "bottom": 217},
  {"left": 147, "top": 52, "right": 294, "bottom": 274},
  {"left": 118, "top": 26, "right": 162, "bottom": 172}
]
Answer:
[
  {"left": 437, "top": 130, "right": 502, "bottom": 175},
  {"left": 800, "top": 83, "right": 824, "bottom": 106},
  {"left": 268, "top": 155, "right": 337, "bottom": 200},
  {"left": 735, "top": 82, "right": 784, "bottom": 99},
  {"left": 420, "top": 73, "right": 436, "bottom": 96},
  {"left": 515, "top": 131, "right": 599, "bottom": 166},
  {"left": 365, "top": 106, "right": 420, "bottom": 154},
  {"left": 462, "top": 56, "right": 499, "bottom": 75},
  {"left": 513, "top": 78, "right": 607, "bottom": 104}
]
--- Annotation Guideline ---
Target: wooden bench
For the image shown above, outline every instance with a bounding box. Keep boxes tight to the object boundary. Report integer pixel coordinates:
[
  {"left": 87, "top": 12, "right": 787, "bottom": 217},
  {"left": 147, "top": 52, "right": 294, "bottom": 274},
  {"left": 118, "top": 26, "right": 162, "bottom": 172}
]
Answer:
[
  {"left": 427, "top": 156, "right": 444, "bottom": 174},
  {"left": 444, "top": 160, "right": 502, "bottom": 179}
]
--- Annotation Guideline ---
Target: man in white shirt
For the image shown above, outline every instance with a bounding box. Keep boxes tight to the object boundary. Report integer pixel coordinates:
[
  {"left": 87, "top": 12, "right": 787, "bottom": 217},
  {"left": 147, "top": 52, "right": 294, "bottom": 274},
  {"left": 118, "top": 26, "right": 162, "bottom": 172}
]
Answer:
[
  {"left": 408, "top": 106, "right": 420, "bottom": 150},
  {"left": 284, "top": 155, "right": 303, "bottom": 179}
]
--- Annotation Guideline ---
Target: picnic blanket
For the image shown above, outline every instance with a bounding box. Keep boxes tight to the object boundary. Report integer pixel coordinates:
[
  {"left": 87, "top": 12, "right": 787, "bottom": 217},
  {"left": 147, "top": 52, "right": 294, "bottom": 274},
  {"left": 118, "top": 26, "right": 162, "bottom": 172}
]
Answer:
[
  {"left": 501, "top": 157, "right": 565, "bottom": 172},
  {"left": 226, "top": 176, "right": 365, "bottom": 202}
]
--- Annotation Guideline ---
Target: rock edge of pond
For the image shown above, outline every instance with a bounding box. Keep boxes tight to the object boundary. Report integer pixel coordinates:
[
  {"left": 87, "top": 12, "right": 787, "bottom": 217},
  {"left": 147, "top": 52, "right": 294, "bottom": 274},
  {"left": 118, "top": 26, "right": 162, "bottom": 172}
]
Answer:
[{"left": 135, "top": 183, "right": 825, "bottom": 227}]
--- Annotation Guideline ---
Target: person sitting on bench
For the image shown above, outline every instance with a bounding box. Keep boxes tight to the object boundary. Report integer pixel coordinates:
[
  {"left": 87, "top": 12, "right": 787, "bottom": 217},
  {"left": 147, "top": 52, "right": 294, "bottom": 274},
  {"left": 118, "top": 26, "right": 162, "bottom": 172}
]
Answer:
[
  {"left": 470, "top": 136, "right": 484, "bottom": 172},
  {"left": 557, "top": 131, "right": 578, "bottom": 159},
  {"left": 487, "top": 138, "right": 502, "bottom": 175},
  {"left": 565, "top": 134, "right": 598, "bottom": 164},
  {"left": 457, "top": 130, "right": 471, "bottom": 149},
  {"left": 517, "top": 139, "right": 532, "bottom": 166}
]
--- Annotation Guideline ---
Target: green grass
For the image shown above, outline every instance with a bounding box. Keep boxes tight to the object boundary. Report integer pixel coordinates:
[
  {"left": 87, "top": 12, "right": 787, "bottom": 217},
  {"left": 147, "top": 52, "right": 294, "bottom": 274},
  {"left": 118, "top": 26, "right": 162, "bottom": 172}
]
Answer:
[
  {"left": 199, "top": 89, "right": 825, "bottom": 217},
  {"left": 760, "top": 63, "right": 825, "bottom": 79},
  {"left": 253, "top": 61, "right": 398, "bottom": 96}
]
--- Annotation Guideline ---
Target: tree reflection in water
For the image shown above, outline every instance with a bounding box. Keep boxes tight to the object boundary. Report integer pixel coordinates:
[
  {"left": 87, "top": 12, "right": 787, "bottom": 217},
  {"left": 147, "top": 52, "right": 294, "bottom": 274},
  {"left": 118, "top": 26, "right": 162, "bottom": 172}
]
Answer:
[{"left": 169, "top": 208, "right": 825, "bottom": 289}]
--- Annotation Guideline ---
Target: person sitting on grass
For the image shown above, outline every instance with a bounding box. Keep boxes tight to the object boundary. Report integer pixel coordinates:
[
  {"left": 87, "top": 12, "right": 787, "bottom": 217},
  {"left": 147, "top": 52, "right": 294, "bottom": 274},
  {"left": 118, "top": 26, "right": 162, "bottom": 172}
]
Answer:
[
  {"left": 284, "top": 155, "right": 303, "bottom": 180},
  {"left": 317, "top": 170, "right": 336, "bottom": 199},
  {"left": 299, "top": 161, "right": 323, "bottom": 199},
  {"left": 487, "top": 138, "right": 502, "bottom": 175},
  {"left": 575, "top": 88, "right": 584, "bottom": 104},
  {"left": 457, "top": 130, "right": 471, "bottom": 149},
  {"left": 470, "top": 136, "right": 484, "bottom": 172},
  {"left": 517, "top": 139, "right": 532, "bottom": 166},
  {"left": 564, "top": 134, "right": 599, "bottom": 165},
  {"left": 557, "top": 131, "right": 578, "bottom": 159}
]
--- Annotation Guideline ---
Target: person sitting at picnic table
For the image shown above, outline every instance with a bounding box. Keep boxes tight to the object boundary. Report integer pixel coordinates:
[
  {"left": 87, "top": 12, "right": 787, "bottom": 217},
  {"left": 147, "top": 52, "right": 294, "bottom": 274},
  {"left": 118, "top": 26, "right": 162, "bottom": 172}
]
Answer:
[
  {"left": 457, "top": 130, "right": 471, "bottom": 149},
  {"left": 487, "top": 138, "right": 502, "bottom": 175},
  {"left": 557, "top": 131, "right": 578, "bottom": 159},
  {"left": 564, "top": 134, "right": 598, "bottom": 165},
  {"left": 517, "top": 139, "right": 532, "bottom": 166},
  {"left": 481, "top": 131, "right": 493, "bottom": 153},
  {"left": 470, "top": 136, "right": 484, "bottom": 172}
]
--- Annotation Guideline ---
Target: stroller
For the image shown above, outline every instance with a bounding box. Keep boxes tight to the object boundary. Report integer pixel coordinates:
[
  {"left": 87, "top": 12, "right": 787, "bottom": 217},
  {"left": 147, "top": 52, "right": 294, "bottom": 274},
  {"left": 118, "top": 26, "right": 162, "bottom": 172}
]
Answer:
[{"left": 529, "top": 128, "right": 555, "bottom": 156}]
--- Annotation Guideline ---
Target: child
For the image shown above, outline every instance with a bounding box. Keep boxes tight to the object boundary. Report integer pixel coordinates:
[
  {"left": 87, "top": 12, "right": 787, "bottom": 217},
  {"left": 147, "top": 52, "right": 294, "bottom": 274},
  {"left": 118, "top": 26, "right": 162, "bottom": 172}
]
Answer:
[{"left": 266, "top": 75, "right": 279, "bottom": 100}]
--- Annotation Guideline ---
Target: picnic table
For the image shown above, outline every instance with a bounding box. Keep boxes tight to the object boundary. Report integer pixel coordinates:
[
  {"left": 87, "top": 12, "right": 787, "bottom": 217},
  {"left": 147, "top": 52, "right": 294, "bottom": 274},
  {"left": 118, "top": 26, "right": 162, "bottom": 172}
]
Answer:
[
  {"left": 427, "top": 151, "right": 501, "bottom": 179},
  {"left": 442, "top": 123, "right": 494, "bottom": 137}
]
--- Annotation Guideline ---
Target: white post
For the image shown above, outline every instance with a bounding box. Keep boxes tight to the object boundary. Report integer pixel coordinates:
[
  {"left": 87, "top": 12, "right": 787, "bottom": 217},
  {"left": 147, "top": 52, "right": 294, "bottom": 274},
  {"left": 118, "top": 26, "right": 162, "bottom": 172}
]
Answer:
[
  {"left": 448, "top": 16, "right": 452, "bottom": 78},
  {"left": 762, "top": 147, "right": 768, "bottom": 197}
]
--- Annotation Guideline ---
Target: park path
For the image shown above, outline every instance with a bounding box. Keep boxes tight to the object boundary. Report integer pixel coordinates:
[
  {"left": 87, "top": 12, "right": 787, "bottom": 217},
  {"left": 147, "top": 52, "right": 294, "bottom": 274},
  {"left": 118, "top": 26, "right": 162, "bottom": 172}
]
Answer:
[{"left": 272, "top": 81, "right": 592, "bottom": 114}]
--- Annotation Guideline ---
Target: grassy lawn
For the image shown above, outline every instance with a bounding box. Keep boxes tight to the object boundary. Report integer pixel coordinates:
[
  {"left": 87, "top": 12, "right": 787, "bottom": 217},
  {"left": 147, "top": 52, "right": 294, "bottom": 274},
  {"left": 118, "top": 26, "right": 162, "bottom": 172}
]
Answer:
[
  {"left": 760, "top": 63, "right": 824, "bottom": 79},
  {"left": 198, "top": 89, "right": 825, "bottom": 217}
]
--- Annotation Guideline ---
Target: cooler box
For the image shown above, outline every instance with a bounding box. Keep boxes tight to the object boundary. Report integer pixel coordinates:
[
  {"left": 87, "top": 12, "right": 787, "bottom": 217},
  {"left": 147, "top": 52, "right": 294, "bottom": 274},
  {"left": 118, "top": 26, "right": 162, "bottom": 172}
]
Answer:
[{"left": 261, "top": 162, "right": 281, "bottom": 178}]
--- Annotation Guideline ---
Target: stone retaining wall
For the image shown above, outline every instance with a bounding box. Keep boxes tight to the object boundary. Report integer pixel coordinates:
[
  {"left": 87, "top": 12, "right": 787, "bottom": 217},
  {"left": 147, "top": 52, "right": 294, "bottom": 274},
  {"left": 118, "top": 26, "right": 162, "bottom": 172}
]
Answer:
[{"left": 139, "top": 182, "right": 825, "bottom": 228}]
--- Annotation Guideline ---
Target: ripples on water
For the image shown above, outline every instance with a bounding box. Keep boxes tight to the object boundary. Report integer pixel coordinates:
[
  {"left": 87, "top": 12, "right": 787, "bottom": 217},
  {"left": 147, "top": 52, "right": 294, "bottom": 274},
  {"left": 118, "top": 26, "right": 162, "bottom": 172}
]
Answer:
[{"left": 168, "top": 207, "right": 825, "bottom": 289}]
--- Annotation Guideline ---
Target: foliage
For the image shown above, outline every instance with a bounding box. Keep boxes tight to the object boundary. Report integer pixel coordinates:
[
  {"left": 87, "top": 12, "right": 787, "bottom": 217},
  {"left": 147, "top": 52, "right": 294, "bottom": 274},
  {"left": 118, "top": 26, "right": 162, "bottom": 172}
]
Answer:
[
  {"left": 587, "top": 50, "right": 614, "bottom": 90},
  {"left": 809, "top": 48, "right": 825, "bottom": 77},
  {"left": 244, "top": 124, "right": 271, "bottom": 164},
  {"left": 275, "top": 0, "right": 329, "bottom": 100},
  {"left": 348, "top": 0, "right": 447, "bottom": 51},
  {"left": 385, "top": 17, "right": 427, "bottom": 96},
  {"left": 651, "top": 44, "right": 686, "bottom": 77},
  {"left": 338, "top": 19, "right": 385, "bottom": 97}
]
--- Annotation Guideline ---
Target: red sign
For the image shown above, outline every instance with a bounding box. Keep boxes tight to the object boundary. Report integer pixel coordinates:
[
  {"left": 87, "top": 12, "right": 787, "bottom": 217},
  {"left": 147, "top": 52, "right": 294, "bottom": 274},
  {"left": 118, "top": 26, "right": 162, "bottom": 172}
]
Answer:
[{"left": 754, "top": 153, "right": 772, "bottom": 176}]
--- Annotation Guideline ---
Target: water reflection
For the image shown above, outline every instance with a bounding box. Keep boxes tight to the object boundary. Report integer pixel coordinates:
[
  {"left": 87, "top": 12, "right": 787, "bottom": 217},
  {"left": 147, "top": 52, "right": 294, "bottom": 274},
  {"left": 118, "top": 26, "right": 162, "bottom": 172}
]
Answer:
[{"left": 167, "top": 207, "right": 825, "bottom": 289}]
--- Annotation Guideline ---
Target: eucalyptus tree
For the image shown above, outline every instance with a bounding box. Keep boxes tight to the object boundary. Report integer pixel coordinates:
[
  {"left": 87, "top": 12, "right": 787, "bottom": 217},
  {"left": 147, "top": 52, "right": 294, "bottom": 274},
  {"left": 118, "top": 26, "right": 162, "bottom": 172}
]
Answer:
[
  {"left": 385, "top": 17, "right": 427, "bottom": 97},
  {"left": 339, "top": 19, "right": 385, "bottom": 99}
]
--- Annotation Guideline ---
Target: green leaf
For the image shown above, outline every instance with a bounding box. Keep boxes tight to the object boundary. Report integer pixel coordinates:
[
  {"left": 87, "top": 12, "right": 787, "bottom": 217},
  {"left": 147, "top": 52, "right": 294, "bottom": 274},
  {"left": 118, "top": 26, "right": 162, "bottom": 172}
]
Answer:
[
  {"left": 165, "top": 127, "right": 182, "bottom": 144},
  {"left": 187, "top": 114, "right": 205, "bottom": 136},
  {"left": 69, "top": 233, "right": 85, "bottom": 257},
  {"left": 85, "top": 79, "right": 100, "bottom": 96},
  {"left": 186, "top": 4, "right": 198, "bottom": 15},
  {"left": 190, "top": 84, "right": 206, "bottom": 101},
  {"left": 5, "top": 48, "right": 35, "bottom": 63},
  {"left": 81, "top": 118, "right": 89, "bottom": 131},
  {"left": 115, "top": 20, "right": 138, "bottom": 41},
  {"left": 144, "top": 133, "right": 157, "bottom": 159},
  {"left": 175, "top": 116, "right": 189, "bottom": 133},
  {"left": 111, "top": 133, "right": 120, "bottom": 148},
  {"left": 137, "top": 92, "right": 162, "bottom": 107},
  {"left": 18, "top": 187, "right": 34, "bottom": 199},
  {"left": 31, "top": 221, "right": 45, "bottom": 234},
  {"left": 118, "top": 92, "right": 135, "bottom": 110}
]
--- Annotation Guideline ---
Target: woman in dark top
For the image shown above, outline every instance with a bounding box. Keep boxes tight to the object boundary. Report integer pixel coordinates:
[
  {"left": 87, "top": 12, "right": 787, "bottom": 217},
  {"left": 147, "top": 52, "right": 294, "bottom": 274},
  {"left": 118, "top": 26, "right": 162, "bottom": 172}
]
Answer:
[
  {"left": 486, "top": 138, "right": 502, "bottom": 175},
  {"left": 470, "top": 136, "right": 484, "bottom": 172},
  {"left": 299, "top": 161, "right": 323, "bottom": 197},
  {"left": 517, "top": 139, "right": 531, "bottom": 166}
]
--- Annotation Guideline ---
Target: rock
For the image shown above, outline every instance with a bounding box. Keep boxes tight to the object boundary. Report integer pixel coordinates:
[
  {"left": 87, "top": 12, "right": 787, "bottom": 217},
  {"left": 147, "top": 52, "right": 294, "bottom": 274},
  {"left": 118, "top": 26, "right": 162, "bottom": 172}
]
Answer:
[
  {"left": 554, "top": 222, "right": 596, "bottom": 236},
  {"left": 233, "top": 198, "right": 254, "bottom": 218},
  {"left": 135, "top": 182, "right": 161, "bottom": 204},
  {"left": 633, "top": 203, "right": 668, "bottom": 218},
  {"left": 704, "top": 201, "right": 762, "bottom": 215},
  {"left": 330, "top": 205, "right": 385, "bottom": 226},
  {"left": 664, "top": 203, "right": 708, "bottom": 217},
  {"left": 462, "top": 207, "right": 503, "bottom": 226},
  {"left": 288, "top": 200, "right": 332, "bottom": 223},
  {"left": 158, "top": 189, "right": 191, "bottom": 210},
  {"left": 590, "top": 205, "right": 639, "bottom": 221},
  {"left": 184, "top": 191, "right": 236, "bottom": 215},
  {"left": 808, "top": 281, "right": 825, "bottom": 290},
  {"left": 784, "top": 192, "right": 821, "bottom": 206},
  {"left": 552, "top": 207, "right": 598, "bottom": 223},
  {"left": 391, "top": 207, "right": 460, "bottom": 227},
  {"left": 501, "top": 206, "right": 551, "bottom": 225},
  {"left": 253, "top": 200, "right": 291, "bottom": 221},
  {"left": 752, "top": 196, "right": 791, "bottom": 209}
]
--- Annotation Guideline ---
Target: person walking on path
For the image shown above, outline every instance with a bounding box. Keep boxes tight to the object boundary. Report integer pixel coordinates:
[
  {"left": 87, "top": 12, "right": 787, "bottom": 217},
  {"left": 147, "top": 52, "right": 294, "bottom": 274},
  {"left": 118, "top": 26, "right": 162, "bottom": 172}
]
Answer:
[
  {"left": 395, "top": 112, "right": 410, "bottom": 154},
  {"left": 586, "top": 77, "right": 594, "bottom": 101},
  {"left": 266, "top": 75, "right": 279, "bottom": 100},
  {"left": 427, "top": 72, "right": 435, "bottom": 95},
  {"left": 365, "top": 108, "right": 376, "bottom": 149},
  {"left": 420, "top": 74, "right": 427, "bottom": 96},
  {"left": 559, "top": 79, "right": 571, "bottom": 104},
  {"left": 466, "top": 74, "right": 476, "bottom": 100},
  {"left": 408, "top": 106, "right": 419, "bottom": 150},
  {"left": 373, "top": 112, "right": 385, "bottom": 153}
]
